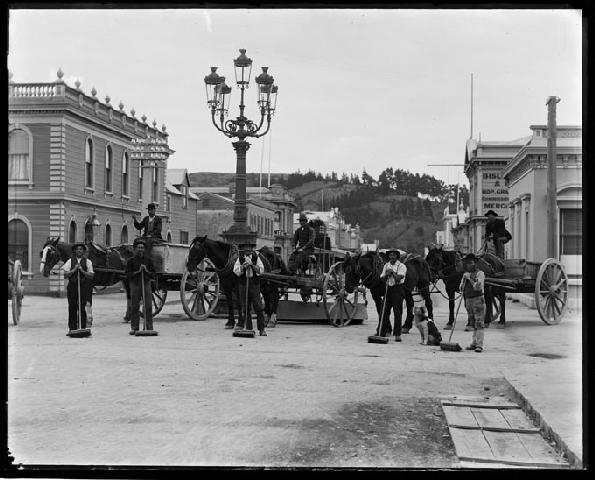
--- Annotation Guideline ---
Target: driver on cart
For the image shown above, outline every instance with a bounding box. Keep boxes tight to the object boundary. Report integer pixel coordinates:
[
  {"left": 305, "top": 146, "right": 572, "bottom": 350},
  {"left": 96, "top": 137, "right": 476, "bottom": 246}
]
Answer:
[{"left": 288, "top": 212, "right": 316, "bottom": 275}]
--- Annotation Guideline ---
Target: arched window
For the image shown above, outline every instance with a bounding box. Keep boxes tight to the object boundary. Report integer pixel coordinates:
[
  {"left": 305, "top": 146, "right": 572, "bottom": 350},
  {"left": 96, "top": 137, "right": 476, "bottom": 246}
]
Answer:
[
  {"left": 8, "top": 218, "right": 29, "bottom": 270},
  {"left": 167, "top": 231, "right": 172, "bottom": 242},
  {"left": 121, "top": 225, "right": 129, "bottom": 244},
  {"left": 85, "top": 222, "right": 94, "bottom": 242},
  {"left": 105, "top": 145, "right": 113, "bottom": 192},
  {"left": 152, "top": 167, "right": 159, "bottom": 203},
  {"left": 69, "top": 220, "right": 77, "bottom": 244},
  {"left": 138, "top": 162, "right": 143, "bottom": 199},
  {"left": 122, "top": 152, "right": 129, "bottom": 196},
  {"left": 105, "top": 224, "right": 112, "bottom": 246},
  {"left": 85, "top": 138, "right": 94, "bottom": 188},
  {"left": 8, "top": 129, "right": 31, "bottom": 182}
]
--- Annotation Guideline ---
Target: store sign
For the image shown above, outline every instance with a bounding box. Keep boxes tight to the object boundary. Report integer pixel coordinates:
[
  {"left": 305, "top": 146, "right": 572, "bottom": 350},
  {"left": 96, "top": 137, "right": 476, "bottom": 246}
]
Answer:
[{"left": 482, "top": 169, "right": 508, "bottom": 216}]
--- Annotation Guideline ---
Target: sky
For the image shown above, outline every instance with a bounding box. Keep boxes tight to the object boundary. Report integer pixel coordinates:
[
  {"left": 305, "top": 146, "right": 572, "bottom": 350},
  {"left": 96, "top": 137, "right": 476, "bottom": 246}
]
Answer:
[{"left": 8, "top": 8, "right": 582, "bottom": 187}]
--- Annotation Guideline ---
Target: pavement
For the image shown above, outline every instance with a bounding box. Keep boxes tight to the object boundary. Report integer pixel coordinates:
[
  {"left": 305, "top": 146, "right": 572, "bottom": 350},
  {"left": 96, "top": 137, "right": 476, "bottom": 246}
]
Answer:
[{"left": 6, "top": 285, "right": 583, "bottom": 469}]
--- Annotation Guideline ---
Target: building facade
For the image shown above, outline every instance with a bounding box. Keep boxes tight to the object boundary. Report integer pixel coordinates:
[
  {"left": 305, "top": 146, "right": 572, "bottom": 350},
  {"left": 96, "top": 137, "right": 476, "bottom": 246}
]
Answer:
[
  {"left": 294, "top": 208, "right": 362, "bottom": 252},
  {"left": 502, "top": 125, "right": 582, "bottom": 309},
  {"left": 8, "top": 70, "right": 177, "bottom": 295},
  {"left": 163, "top": 168, "right": 198, "bottom": 244}
]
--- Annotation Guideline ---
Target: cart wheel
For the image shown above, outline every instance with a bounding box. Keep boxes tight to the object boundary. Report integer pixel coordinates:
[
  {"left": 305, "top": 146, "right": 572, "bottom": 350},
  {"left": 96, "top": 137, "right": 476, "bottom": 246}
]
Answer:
[
  {"left": 152, "top": 285, "right": 167, "bottom": 317},
  {"left": 535, "top": 258, "right": 568, "bottom": 325},
  {"left": 11, "top": 260, "right": 23, "bottom": 325},
  {"left": 323, "top": 261, "right": 364, "bottom": 327},
  {"left": 180, "top": 259, "right": 220, "bottom": 320}
]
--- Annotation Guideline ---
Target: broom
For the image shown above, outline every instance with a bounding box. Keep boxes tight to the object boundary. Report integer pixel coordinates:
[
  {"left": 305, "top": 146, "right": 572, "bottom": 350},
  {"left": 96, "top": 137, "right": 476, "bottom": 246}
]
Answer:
[
  {"left": 368, "top": 282, "right": 389, "bottom": 344},
  {"left": 69, "top": 268, "right": 91, "bottom": 338},
  {"left": 233, "top": 264, "right": 256, "bottom": 338},
  {"left": 440, "top": 278, "right": 465, "bottom": 351},
  {"left": 135, "top": 266, "right": 158, "bottom": 336}
]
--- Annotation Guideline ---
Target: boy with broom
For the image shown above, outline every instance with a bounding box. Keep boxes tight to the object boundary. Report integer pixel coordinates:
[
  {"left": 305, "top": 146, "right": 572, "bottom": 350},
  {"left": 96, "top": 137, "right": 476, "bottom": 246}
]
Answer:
[
  {"left": 63, "top": 243, "right": 94, "bottom": 336},
  {"left": 459, "top": 253, "right": 486, "bottom": 353}
]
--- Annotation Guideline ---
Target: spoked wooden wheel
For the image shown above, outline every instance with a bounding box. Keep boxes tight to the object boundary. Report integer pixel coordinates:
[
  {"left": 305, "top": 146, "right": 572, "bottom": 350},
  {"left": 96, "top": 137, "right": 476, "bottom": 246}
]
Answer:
[
  {"left": 11, "top": 259, "right": 23, "bottom": 325},
  {"left": 323, "top": 261, "right": 364, "bottom": 327},
  {"left": 180, "top": 259, "right": 220, "bottom": 320},
  {"left": 139, "top": 283, "right": 167, "bottom": 318},
  {"left": 535, "top": 258, "right": 568, "bottom": 325}
]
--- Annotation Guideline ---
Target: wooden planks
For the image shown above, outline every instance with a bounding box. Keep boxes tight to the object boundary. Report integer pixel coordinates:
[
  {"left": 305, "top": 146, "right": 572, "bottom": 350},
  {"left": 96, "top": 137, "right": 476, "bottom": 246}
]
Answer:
[{"left": 442, "top": 400, "right": 568, "bottom": 468}]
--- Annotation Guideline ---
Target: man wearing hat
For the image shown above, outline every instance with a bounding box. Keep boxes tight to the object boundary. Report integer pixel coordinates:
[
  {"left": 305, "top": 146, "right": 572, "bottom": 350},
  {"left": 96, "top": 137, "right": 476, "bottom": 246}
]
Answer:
[
  {"left": 62, "top": 243, "right": 95, "bottom": 335},
  {"left": 233, "top": 243, "right": 267, "bottom": 335},
  {"left": 379, "top": 248, "right": 407, "bottom": 341},
  {"left": 132, "top": 203, "right": 163, "bottom": 240},
  {"left": 484, "top": 210, "right": 511, "bottom": 259},
  {"left": 288, "top": 212, "right": 316, "bottom": 274},
  {"left": 125, "top": 238, "right": 157, "bottom": 335},
  {"left": 459, "top": 253, "right": 486, "bottom": 352}
]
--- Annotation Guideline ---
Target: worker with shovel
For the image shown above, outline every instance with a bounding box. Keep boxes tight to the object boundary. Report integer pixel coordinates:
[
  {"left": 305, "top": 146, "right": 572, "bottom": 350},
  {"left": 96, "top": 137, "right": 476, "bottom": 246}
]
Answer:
[
  {"left": 63, "top": 243, "right": 94, "bottom": 337},
  {"left": 125, "top": 238, "right": 157, "bottom": 336},
  {"left": 378, "top": 248, "right": 407, "bottom": 342},
  {"left": 459, "top": 253, "right": 486, "bottom": 353},
  {"left": 233, "top": 243, "right": 267, "bottom": 337}
]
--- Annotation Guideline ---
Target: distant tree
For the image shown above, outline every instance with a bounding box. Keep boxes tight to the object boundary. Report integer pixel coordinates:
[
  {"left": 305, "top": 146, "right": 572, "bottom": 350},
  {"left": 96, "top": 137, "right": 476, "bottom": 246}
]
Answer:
[
  {"left": 415, "top": 198, "right": 423, "bottom": 216},
  {"left": 361, "top": 169, "right": 374, "bottom": 187}
]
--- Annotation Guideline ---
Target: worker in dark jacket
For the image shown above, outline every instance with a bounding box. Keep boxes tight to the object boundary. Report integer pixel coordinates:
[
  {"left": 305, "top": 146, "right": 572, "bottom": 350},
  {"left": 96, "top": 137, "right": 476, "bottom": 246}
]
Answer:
[
  {"left": 288, "top": 212, "right": 316, "bottom": 274},
  {"left": 132, "top": 203, "right": 163, "bottom": 239},
  {"left": 125, "top": 238, "right": 157, "bottom": 335},
  {"left": 484, "top": 210, "right": 511, "bottom": 259},
  {"left": 233, "top": 244, "right": 267, "bottom": 336},
  {"left": 63, "top": 243, "right": 95, "bottom": 336}
]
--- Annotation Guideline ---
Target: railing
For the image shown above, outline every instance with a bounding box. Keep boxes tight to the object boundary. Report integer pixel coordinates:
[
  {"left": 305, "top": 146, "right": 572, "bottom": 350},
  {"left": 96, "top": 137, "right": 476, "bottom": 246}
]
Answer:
[{"left": 10, "top": 83, "right": 61, "bottom": 97}]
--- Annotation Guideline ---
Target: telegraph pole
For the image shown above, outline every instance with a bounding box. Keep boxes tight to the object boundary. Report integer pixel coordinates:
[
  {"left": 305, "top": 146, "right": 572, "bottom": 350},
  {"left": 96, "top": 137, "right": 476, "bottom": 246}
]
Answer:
[{"left": 546, "top": 96, "right": 560, "bottom": 259}]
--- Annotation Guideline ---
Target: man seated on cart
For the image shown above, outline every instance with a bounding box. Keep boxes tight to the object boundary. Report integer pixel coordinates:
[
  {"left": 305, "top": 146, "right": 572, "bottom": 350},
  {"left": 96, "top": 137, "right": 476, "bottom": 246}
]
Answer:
[
  {"left": 132, "top": 202, "right": 164, "bottom": 253},
  {"left": 288, "top": 212, "right": 316, "bottom": 275}
]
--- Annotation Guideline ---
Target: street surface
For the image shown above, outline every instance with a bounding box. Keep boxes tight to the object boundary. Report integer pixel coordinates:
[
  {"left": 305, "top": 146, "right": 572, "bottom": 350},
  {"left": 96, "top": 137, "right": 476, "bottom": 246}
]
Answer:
[{"left": 7, "top": 285, "right": 582, "bottom": 468}]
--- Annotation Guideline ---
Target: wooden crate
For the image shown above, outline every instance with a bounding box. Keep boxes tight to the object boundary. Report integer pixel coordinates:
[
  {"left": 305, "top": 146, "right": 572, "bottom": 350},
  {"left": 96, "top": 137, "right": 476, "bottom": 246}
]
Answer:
[{"left": 151, "top": 243, "right": 189, "bottom": 274}]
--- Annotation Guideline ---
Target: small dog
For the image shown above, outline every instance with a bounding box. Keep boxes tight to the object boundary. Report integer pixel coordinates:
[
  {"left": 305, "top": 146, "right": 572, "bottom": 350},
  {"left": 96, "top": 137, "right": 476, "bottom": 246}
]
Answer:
[{"left": 414, "top": 305, "right": 442, "bottom": 346}]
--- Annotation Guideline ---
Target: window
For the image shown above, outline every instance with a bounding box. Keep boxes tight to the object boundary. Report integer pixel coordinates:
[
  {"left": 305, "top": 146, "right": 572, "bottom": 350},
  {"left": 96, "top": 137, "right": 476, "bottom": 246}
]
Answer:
[
  {"left": 69, "top": 221, "right": 77, "bottom": 244},
  {"left": 85, "top": 138, "right": 94, "bottom": 188},
  {"left": 166, "top": 194, "right": 171, "bottom": 212},
  {"left": 8, "top": 129, "right": 30, "bottom": 182},
  {"left": 138, "top": 162, "right": 143, "bottom": 199},
  {"left": 560, "top": 209, "right": 582, "bottom": 255},
  {"left": 180, "top": 231, "right": 189, "bottom": 244},
  {"left": 8, "top": 218, "right": 29, "bottom": 271},
  {"left": 181, "top": 185, "right": 188, "bottom": 209},
  {"left": 105, "top": 145, "right": 113, "bottom": 192},
  {"left": 105, "top": 224, "right": 112, "bottom": 246},
  {"left": 85, "top": 222, "right": 94, "bottom": 242},
  {"left": 121, "top": 225, "right": 128, "bottom": 244},
  {"left": 152, "top": 167, "right": 159, "bottom": 203},
  {"left": 167, "top": 231, "right": 172, "bottom": 242},
  {"left": 122, "top": 152, "right": 129, "bottom": 196}
]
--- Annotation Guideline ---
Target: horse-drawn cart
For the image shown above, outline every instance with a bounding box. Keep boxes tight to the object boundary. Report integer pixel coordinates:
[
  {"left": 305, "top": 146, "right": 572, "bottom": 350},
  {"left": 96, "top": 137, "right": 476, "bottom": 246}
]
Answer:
[
  {"left": 484, "top": 257, "right": 569, "bottom": 325},
  {"left": 8, "top": 258, "right": 24, "bottom": 325}
]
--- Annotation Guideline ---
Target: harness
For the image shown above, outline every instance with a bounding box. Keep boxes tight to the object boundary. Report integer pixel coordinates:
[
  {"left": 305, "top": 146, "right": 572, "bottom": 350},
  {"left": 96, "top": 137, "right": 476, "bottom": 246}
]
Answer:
[{"left": 191, "top": 238, "right": 238, "bottom": 278}]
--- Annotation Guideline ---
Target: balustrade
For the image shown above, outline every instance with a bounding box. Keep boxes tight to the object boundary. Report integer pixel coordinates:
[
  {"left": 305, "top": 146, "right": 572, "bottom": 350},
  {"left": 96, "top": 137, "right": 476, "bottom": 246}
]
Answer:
[{"left": 10, "top": 83, "right": 58, "bottom": 97}]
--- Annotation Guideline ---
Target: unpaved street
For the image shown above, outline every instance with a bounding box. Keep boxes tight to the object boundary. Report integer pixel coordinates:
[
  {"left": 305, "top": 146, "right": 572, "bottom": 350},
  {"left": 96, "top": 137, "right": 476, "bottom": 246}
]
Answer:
[{"left": 7, "top": 290, "right": 577, "bottom": 468}]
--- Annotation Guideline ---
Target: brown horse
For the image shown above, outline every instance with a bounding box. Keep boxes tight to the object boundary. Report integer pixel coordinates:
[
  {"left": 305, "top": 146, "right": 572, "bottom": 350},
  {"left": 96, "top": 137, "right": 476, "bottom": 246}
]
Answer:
[{"left": 185, "top": 236, "right": 279, "bottom": 329}]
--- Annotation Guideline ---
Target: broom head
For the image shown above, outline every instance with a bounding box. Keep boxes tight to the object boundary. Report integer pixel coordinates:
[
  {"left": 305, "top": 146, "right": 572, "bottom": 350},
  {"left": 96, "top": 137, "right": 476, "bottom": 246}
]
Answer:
[
  {"left": 440, "top": 341, "right": 462, "bottom": 352},
  {"left": 135, "top": 330, "right": 159, "bottom": 336},
  {"left": 233, "top": 329, "right": 256, "bottom": 338},
  {"left": 68, "top": 329, "right": 91, "bottom": 338},
  {"left": 368, "top": 335, "right": 389, "bottom": 344}
]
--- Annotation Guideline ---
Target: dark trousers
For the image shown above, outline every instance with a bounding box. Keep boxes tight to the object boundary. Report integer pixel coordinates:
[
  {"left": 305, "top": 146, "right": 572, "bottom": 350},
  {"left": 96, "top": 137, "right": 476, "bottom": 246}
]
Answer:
[
  {"left": 67, "top": 275, "right": 89, "bottom": 330},
  {"left": 380, "top": 284, "right": 405, "bottom": 337},
  {"left": 238, "top": 278, "right": 265, "bottom": 331},
  {"left": 129, "top": 278, "right": 153, "bottom": 331},
  {"left": 288, "top": 249, "right": 313, "bottom": 273}
]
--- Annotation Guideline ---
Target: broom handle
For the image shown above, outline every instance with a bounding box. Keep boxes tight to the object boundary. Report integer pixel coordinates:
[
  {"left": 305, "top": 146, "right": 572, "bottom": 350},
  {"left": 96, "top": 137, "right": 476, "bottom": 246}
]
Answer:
[
  {"left": 449, "top": 278, "right": 466, "bottom": 343},
  {"left": 378, "top": 281, "right": 389, "bottom": 334},
  {"left": 77, "top": 269, "right": 81, "bottom": 330},
  {"left": 141, "top": 267, "right": 146, "bottom": 331},
  {"left": 245, "top": 269, "right": 250, "bottom": 327}
]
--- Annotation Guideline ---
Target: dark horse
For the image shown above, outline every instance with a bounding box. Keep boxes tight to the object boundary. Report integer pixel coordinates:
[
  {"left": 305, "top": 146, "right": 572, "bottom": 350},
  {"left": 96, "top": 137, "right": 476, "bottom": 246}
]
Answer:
[
  {"left": 343, "top": 250, "right": 434, "bottom": 332},
  {"left": 425, "top": 246, "right": 506, "bottom": 328},
  {"left": 185, "top": 236, "right": 283, "bottom": 328},
  {"left": 40, "top": 237, "right": 133, "bottom": 315}
]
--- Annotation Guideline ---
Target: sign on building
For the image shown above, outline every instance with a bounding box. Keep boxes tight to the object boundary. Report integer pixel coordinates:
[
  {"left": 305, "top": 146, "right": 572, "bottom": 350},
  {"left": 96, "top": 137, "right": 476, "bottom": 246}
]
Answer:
[{"left": 481, "top": 168, "right": 508, "bottom": 216}]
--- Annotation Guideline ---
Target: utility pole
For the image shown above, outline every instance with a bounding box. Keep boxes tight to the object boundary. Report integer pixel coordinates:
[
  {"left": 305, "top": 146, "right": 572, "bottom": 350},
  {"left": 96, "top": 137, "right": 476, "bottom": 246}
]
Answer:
[
  {"left": 470, "top": 73, "right": 474, "bottom": 139},
  {"left": 546, "top": 96, "right": 560, "bottom": 259}
]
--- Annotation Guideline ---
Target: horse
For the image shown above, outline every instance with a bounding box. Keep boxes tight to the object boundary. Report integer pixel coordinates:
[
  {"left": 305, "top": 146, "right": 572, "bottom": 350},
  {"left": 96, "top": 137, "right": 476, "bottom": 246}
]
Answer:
[
  {"left": 256, "top": 246, "right": 290, "bottom": 327},
  {"left": 424, "top": 246, "right": 507, "bottom": 328},
  {"left": 343, "top": 250, "right": 434, "bottom": 332},
  {"left": 185, "top": 235, "right": 278, "bottom": 329}
]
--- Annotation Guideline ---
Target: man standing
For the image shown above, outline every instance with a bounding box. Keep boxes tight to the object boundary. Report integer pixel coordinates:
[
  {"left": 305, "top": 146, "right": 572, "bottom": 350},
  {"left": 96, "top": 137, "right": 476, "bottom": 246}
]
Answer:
[
  {"left": 63, "top": 243, "right": 94, "bottom": 336},
  {"left": 288, "top": 213, "right": 316, "bottom": 274},
  {"left": 459, "top": 253, "right": 486, "bottom": 353},
  {"left": 484, "top": 210, "right": 511, "bottom": 259},
  {"left": 379, "top": 249, "right": 407, "bottom": 342},
  {"left": 125, "top": 238, "right": 157, "bottom": 335},
  {"left": 132, "top": 203, "right": 163, "bottom": 240},
  {"left": 233, "top": 244, "right": 267, "bottom": 336}
]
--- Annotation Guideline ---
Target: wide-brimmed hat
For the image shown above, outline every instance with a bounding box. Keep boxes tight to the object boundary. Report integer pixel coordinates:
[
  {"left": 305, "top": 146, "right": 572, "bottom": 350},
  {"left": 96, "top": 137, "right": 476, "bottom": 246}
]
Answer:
[
  {"left": 298, "top": 213, "right": 308, "bottom": 221},
  {"left": 133, "top": 238, "right": 147, "bottom": 247},
  {"left": 147, "top": 203, "right": 157, "bottom": 210},
  {"left": 484, "top": 209, "right": 498, "bottom": 217},
  {"left": 463, "top": 253, "right": 478, "bottom": 263},
  {"left": 71, "top": 243, "right": 87, "bottom": 252},
  {"left": 385, "top": 248, "right": 400, "bottom": 257}
]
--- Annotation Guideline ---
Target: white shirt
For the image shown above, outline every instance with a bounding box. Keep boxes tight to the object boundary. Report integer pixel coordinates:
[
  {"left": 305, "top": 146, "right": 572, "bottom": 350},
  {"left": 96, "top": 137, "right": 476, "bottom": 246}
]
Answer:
[
  {"left": 233, "top": 255, "right": 264, "bottom": 278},
  {"left": 380, "top": 260, "right": 407, "bottom": 286},
  {"left": 63, "top": 257, "right": 94, "bottom": 273}
]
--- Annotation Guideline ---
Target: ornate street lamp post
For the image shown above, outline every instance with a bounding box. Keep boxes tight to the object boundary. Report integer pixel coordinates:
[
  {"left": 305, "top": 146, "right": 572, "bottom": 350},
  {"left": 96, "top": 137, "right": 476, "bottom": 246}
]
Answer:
[{"left": 204, "top": 49, "right": 278, "bottom": 248}]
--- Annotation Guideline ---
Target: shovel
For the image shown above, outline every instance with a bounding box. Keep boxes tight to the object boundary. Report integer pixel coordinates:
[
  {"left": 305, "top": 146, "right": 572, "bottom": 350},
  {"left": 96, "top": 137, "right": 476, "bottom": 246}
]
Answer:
[
  {"left": 234, "top": 266, "right": 255, "bottom": 338},
  {"left": 69, "top": 268, "right": 91, "bottom": 338},
  {"left": 368, "top": 282, "right": 389, "bottom": 344},
  {"left": 135, "top": 267, "right": 158, "bottom": 336}
]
